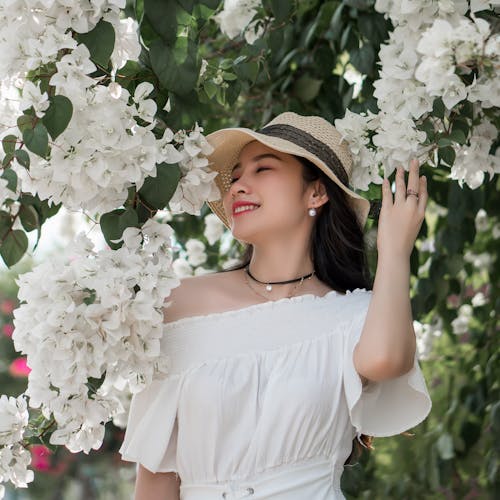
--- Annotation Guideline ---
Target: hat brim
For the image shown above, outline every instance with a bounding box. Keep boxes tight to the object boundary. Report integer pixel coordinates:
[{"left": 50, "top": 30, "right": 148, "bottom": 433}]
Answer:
[{"left": 205, "top": 127, "right": 371, "bottom": 231}]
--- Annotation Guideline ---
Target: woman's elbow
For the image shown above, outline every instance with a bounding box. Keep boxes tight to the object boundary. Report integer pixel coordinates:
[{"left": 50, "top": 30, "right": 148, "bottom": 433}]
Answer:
[{"left": 134, "top": 464, "right": 181, "bottom": 500}]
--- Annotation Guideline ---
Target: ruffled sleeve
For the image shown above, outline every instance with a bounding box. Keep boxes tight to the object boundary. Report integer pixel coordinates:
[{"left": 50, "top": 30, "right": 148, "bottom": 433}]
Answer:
[
  {"left": 119, "top": 373, "right": 183, "bottom": 473},
  {"left": 342, "top": 289, "right": 432, "bottom": 437}
]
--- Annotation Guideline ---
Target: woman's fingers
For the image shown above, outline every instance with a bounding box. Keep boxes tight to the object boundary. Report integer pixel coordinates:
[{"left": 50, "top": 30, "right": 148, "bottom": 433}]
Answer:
[
  {"left": 405, "top": 159, "right": 420, "bottom": 203},
  {"left": 394, "top": 165, "right": 406, "bottom": 204},
  {"left": 417, "top": 174, "right": 428, "bottom": 219},
  {"left": 381, "top": 176, "right": 393, "bottom": 209}
]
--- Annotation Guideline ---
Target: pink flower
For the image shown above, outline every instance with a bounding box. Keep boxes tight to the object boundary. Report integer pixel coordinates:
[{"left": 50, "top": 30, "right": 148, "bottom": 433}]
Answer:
[
  {"left": 9, "top": 357, "right": 31, "bottom": 377},
  {"left": 0, "top": 300, "right": 15, "bottom": 315},
  {"left": 30, "top": 445, "right": 52, "bottom": 472},
  {"left": 2, "top": 323, "right": 14, "bottom": 337}
]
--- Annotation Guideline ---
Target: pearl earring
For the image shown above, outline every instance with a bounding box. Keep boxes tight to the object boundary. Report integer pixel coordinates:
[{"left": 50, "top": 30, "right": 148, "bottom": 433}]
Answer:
[{"left": 308, "top": 207, "right": 316, "bottom": 217}]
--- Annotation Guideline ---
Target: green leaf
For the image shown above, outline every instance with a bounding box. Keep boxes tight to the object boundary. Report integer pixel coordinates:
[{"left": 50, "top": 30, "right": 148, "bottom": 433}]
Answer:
[
  {"left": 138, "top": 162, "right": 181, "bottom": 210},
  {"left": 438, "top": 145, "right": 456, "bottom": 166},
  {"left": 0, "top": 229, "right": 28, "bottom": 267},
  {"left": 1, "top": 168, "right": 17, "bottom": 192},
  {"left": 2, "top": 154, "right": 13, "bottom": 168},
  {"left": 19, "top": 205, "right": 39, "bottom": 232},
  {"left": 14, "top": 149, "right": 30, "bottom": 168},
  {"left": 176, "top": 0, "right": 194, "bottom": 12},
  {"left": 235, "top": 60, "right": 259, "bottom": 83},
  {"left": 358, "top": 13, "right": 388, "bottom": 45},
  {"left": 82, "top": 288, "right": 96, "bottom": 306},
  {"left": 0, "top": 211, "right": 11, "bottom": 240},
  {"left": 78, "top": 20, "right": 115, "bottom": 68},
  {"left": 432, "top": 97, "right": 445, "bottom": 119},
  {"left": 325, "top": 4, "right": 344, "bottom": 42},
  {"left": 100, "top": 208, "right": 139, "bottom": 250},
  {"left": 344, "top": 0, "right": 373, "bottom": 10},
  {"left": 204, "top": 80, "right": 218, "bottom": 99},
  {"left": 2, "top": 135, "right": 17, "bottom": 155},
  {"left": 448, "top": 128, "right": 467, "bottom": 145},
  {"left": 17, "top": 114, "right": 35, "bottom": 133},
  {"left": 269, "top": 0, "right": 293, "bottom": 23},
  {"left": 150, "top": 38, "right": 200, "bottom": 95},
  {"left": 294, "top": 74, "right": 323, "bottom": 102},
  {"left": 144, "top": 0, "right": 178, "bottom": 46},
  {"left": 22, "top": 122, "right": 49, "bottom": 159},
  {"left": 350, "top": 44, "right": 375, "bottom": 74},
  {"left": 199, "top": 0, "right": 220, "bottom": 7},
  {"left": 42, "top": 95, "right": 73, "bottom": 140},
  {"left": 222, "top": 71, "right": 237, "bottom": 81}
]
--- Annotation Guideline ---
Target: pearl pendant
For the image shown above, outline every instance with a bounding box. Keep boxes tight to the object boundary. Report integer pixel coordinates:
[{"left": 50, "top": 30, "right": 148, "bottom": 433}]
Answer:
[{"left": 266, "top": 284, "right": 272, "bottom": 291}]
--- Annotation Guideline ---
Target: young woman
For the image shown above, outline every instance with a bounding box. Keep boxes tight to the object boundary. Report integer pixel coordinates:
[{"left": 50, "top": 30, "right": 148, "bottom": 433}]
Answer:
[{"left": 119, "top": 112, "right": 432, "bottom": 499}]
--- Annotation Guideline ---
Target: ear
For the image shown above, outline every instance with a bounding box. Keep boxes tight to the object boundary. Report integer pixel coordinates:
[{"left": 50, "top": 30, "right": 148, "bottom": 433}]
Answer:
[{"left": 309, "top": 179, "right": 329, "bottom": 208}]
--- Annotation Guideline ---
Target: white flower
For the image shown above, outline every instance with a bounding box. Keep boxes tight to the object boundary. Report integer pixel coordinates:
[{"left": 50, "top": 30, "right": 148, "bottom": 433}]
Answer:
[
  {"left": 19, "top": 81, "right": 49, "bottom": 118},
  {"left": 414, "top": 317, "right": 442, "bottom": 360},
  {"left": 172, "top": 258, "right": 193, "bottom": 278},
  {"left": 12, "top": 224, "right": 180, "bottom": 453},
  {"left": 450, "top": 117, "right": 499, "bottom": 189},
  {"left": 204, "top": 213, "right": 225, "bottom": 245},
  {"left": 111, "top": 17, "right": 141, "bottom": 71},
  {"left": 471, "top": 292, "right": 488, "bottom": 307},
  {"left": 213, "top": 0, "right": 261, "bottom": 39},
  {"left": 194, "top": 266, "right": 212, "bottom": 275},
  {"left": 492, "top": 223, "right": 500, "bottom": 240},
  {"left": 451, "top": 304, "right": 473, "bottom": 335},
  {"left": 168, "top": 125, "right": 220, "bottom": 216},
  {"left": 185, "top": 238, "right": 207, "bottom": 267},
  {"left": 463, "top": 250, "right": 495, "bottom": 271},
  {"left": 334, "top": 110, "right": 383, "bottom": 191},
  {"left": 0, "top": 443, "right": 33, "bottom": 489},
  {"left": 474, "top": 209, "right": 489, "bottom": 233},
  {"left": 0, "top": 396, "right": 28, "bottom": 446}
]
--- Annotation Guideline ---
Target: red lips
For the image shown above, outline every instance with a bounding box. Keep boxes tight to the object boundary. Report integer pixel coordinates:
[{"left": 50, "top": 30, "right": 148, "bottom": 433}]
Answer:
[{"left": 232, "top": 201, "right": 260, "bottom": 214}]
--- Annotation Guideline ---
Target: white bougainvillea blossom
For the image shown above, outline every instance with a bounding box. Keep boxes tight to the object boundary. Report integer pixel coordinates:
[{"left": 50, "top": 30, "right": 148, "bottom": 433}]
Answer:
[
  {"left": 336, "top": 0, "right": 499, "bottom": 191},
  {"left": 0, "top": 443, "right": 34, "bottom": 498},
  {"left": 168, "top": 124, "right": 221, "bottom": 215},
  {"left": 0, "top": 396, "right": 29, "bottom": 447},
  {"left": 12, "top": 220, "right": 180, "bottom": 453},
  {"left": 213, "top": 0, "right": 265, "bottom": 44}
]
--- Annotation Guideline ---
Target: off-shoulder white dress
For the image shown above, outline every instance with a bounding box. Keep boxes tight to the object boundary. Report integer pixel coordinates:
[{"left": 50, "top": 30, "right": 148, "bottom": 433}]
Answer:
[{"left": 119, "top": 288, "right": 431, "bottom": 499}]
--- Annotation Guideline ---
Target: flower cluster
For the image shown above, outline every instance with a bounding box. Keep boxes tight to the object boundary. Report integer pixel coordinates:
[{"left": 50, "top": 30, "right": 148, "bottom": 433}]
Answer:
[
  {"left": 167, "top": 124, "right": 221, "bottom": 216},
  {"left": 1, "top": 1, "right": 216, "bottom": 217},
  {"left": 0, "top": 396, "right": 32, "bottom": 498},
  {"left": 336, "top": 1, "right": 499, "bottom": 189},
  {"left": 12, "top": 220, "right": 180, "bottom": 454},
  {"left": 18, "top": 80, "right": 162, "bottom": 214}
]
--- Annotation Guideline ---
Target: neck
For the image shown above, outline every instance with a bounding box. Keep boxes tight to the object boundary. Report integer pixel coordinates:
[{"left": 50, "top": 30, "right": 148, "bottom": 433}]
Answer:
[{"left": 246, "top": 240, "right": 316, "bottom": 295}]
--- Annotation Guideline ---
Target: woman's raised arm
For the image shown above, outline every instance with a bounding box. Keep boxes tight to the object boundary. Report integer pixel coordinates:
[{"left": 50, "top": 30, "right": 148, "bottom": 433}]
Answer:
[{"left": 354, "top": 159, "right": 428, "bottom": 382}]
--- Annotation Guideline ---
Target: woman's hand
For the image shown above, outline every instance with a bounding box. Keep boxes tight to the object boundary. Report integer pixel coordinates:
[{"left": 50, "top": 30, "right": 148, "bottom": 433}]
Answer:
[{"left": 377, "top": 158, "right": 428, "bottom": 259}]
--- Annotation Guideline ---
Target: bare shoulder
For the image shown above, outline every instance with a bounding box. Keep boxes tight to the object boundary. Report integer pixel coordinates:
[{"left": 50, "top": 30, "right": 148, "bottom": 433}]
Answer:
[{"left": 163, "top": 270, "right": 243, "bottom": 324}]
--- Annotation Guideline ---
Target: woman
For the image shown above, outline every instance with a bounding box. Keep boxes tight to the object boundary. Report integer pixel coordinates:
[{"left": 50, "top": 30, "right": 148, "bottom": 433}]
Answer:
[{"left": 119, "top": 112, "right": 432, "bottom": 499}]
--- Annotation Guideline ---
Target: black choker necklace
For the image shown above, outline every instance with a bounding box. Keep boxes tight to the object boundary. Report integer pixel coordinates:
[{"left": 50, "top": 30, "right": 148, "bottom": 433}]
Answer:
[{"left": 244, "top": 265, "right": 315, "bottom": 292}]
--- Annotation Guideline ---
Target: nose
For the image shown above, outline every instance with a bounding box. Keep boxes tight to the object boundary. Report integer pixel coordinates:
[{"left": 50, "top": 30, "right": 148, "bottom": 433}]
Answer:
[{"left": 226, "top": 171, "right": 251, "bottom": 200}]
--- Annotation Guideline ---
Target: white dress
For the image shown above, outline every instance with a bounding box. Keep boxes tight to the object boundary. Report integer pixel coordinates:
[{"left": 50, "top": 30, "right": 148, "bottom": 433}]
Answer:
[{"left": 119, "top": 288, "right": 432, "bottom": 499}]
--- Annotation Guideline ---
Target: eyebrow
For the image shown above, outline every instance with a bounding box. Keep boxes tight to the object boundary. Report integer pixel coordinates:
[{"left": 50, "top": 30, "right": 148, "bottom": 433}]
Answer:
[{"left": 231, "top": 153, "right": 283, "bottom": 174}]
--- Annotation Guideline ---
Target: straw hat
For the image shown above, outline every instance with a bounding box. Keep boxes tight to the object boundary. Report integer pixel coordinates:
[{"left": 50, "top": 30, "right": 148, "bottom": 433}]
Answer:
[{"left": 205, "top": 112, "right": 371, "bottom": 230}]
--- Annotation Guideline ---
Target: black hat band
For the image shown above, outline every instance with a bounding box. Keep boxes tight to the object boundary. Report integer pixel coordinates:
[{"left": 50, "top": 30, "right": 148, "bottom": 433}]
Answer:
[{"left": 257, "top": 124, "right": 350, "bottom": 187}]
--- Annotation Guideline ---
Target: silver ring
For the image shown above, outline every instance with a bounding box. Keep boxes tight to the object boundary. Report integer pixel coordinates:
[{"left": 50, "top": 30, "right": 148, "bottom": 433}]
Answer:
[{"left": 406, "top": 189, "right": 419, "bottom": 200}]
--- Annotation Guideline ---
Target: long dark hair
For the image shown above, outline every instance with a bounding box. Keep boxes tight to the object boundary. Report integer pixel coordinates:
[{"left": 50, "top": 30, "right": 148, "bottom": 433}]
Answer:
[{"left": 219, "top": 154, "right": 375, "bottom": 462}]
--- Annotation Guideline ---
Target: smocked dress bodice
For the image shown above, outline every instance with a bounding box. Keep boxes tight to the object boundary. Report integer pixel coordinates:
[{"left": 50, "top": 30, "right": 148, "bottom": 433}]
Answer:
[{"left": 119, "top": 289, "right": 431, "bottom": 499}]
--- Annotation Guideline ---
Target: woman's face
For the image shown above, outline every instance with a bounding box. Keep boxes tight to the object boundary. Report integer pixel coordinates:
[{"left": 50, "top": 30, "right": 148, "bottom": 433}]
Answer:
[{"left": 222, "top": 141, "right": 319, "bottom": 240}]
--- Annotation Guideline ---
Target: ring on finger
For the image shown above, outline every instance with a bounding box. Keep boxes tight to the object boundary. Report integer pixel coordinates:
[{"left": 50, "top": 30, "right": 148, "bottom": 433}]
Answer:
[{"left": 406, "top": 188, "right": 419, "bottom": 200}]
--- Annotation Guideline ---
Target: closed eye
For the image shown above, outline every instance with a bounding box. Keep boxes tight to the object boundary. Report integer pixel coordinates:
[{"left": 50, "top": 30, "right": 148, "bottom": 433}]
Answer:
[{"left": 230, "top": 167, "right": 270, "bottom": 184}]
